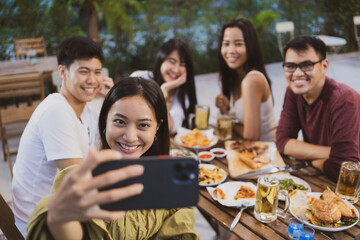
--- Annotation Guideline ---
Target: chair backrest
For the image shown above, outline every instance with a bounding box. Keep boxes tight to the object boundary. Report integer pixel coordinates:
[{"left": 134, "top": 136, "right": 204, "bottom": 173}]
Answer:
[
  {"left": 0, "top": 194, "right": 24, "bottom": 240},
  {"left": 0, "top": 105, "right": 37, "bottom": 177},
  {"left": 354, "top": 16, "right": 360, "bottom": 48},
  {"left": 51, "top": 67, "right": 109, "bottom": 92},
  {"left": 276, "top": 21, "right": 295, "bottom": 58},
  {"left": 13, "top": 37, "right": 47, "bottom": 60},
  {"left": 0, "top": 72, "right": 44, "bottom": 107}
]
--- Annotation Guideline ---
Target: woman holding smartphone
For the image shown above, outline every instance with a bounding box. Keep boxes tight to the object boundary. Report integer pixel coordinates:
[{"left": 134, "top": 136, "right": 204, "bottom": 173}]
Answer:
[
  {"left": 26, "top": 77, "right": 199, "bottom": 239},
  {"left": 131, "top": 38, "right": 197, "bottom": 134},
  {"left": 215, "top": 18, "right": 276, "bottom": 141}
]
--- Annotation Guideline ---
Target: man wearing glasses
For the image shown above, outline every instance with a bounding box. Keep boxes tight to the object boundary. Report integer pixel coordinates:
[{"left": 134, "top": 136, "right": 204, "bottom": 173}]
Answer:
[{"left": 276, "top": 35, "right": 360, "bottom": 182}]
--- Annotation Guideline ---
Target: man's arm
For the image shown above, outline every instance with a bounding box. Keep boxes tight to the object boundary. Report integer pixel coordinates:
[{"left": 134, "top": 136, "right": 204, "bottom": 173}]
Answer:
[
  {"left": 276, "top": 88, "right": 301, "bottom": 153},
  {"left": 283, "top": 139, "right": 331, "bottom": 160}
]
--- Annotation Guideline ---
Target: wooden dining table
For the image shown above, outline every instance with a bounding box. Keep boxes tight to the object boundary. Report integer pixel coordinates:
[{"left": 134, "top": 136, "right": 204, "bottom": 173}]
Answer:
[
  {"left": 0, "top": 56, "right": 58, "bottom": 76},
  {"left": 0, "top": 56, "right": 58, "bottom": 95},
  {"left": 185, "top": 139, "right": 360, "bottom": 240}
]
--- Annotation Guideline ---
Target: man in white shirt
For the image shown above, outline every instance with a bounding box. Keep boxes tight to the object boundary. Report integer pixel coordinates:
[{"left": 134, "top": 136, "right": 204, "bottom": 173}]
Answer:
[{"left": 12, "top": 36, "right": 113, "bottom": 237}]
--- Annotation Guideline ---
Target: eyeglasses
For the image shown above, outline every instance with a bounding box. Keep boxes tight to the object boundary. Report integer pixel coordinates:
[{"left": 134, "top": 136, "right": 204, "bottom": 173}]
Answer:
[{"left": 282, "top": 59, "right": 324, "bottom": 73}]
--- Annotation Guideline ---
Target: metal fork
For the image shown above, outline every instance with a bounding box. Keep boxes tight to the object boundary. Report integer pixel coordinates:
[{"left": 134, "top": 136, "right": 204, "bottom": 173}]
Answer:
[
  {"left": 194, "top": 145, "right": 201, "bottom": 164},
  {"left": 230, "top": 202, "right": 249, "bottom": 231}
]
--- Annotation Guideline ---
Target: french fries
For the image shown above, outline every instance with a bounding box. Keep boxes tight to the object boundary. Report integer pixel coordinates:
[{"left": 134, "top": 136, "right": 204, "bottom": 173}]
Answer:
[{"left": 181, "top": 128, "right": 210, "bottom": 147}]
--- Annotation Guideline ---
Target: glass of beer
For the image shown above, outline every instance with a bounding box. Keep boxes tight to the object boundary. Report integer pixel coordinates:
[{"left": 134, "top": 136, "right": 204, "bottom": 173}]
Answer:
[
  {"left": 195, "top": 105, "right": 209, "bottom": 130},
  {"left": 254, "top": 176, "right": 290, "bottom": 223},
  {"left": 217, "top": 112, "right": 233, "bottom": 140},
  {"left": 335, "top": 161, "right": 360, "bottom": 204}
]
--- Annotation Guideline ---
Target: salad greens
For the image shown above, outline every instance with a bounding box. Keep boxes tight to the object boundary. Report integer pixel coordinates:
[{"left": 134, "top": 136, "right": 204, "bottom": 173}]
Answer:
[{"left": 279, "top": 178, "right": 308, "bottom": 192}]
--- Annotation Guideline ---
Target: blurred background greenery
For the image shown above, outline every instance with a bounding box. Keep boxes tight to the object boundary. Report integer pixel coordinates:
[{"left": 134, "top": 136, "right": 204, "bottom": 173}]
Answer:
[{"left": 1, "top": 0, "right": 360, "bottom": 80}]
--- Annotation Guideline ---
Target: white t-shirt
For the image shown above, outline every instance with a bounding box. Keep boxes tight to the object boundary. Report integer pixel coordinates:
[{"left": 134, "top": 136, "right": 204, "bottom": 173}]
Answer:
[
  {"left": 12, "top": 93, "right": 99, "bottom": 224},
  {"left": 229, "top": 70, "right": 276, "bottom": 141},
  {"left": 130, "top": 70, "right": 189, "bottom": 134}
]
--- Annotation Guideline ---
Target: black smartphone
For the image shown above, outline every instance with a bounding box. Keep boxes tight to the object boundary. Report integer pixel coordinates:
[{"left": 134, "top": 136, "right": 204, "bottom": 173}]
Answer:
[{"left": 92, "top": 156, "right": 199, "bottom": 211}]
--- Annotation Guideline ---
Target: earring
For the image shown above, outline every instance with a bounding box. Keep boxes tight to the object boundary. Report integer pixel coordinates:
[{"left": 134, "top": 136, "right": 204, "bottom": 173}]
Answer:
[
  {"left": 154, "top": 135, "right": 157, "bottom": 142},
  {"left": 103, "top": 129, "right": 106, "bottom": 134}
]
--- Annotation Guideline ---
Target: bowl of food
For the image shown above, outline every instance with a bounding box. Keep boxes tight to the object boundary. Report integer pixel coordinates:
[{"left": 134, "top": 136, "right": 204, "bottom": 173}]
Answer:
[
  {"left": 198, "top": 151, "right": 215, "bottom": 162},
  {"left": 210, "top": 148, "right": 227, "bottom": 158}
]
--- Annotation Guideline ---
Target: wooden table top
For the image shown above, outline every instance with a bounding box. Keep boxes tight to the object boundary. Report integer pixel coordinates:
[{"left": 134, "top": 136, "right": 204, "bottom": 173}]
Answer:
[
  {"left": 0, "top": 56, "right": 58, "bottom": 76},
  {"left": 191, "top": 140, "right": 360, "bottom": 240}
]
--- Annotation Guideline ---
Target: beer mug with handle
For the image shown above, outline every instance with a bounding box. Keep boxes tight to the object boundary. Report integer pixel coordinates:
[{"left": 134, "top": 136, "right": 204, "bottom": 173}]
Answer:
[
  {"left": 336, "top": 161, "right": 360, "bottom": 204},
  {"left": 254, "top": 175, "right": 290, "bottom": 223}
]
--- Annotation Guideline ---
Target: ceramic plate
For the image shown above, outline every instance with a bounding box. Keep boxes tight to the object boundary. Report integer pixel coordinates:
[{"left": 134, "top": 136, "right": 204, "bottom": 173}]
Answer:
[
  {"left": 175, "top": 127, "right": 218, "bottom": 151},
  {"left": 198, "top": 163, "right": 227, "bottom": 187},
  {"left": 207, "top": 181, "right": 257, "bottom": 208},
  {"left": 264, "top": 174, "right": 311, "bottom": 201},
  {"left": 290, "top": 192, "right": 359, "bottom": 232},
  {"left": 170, "top": 149, "right": 197, "bottom": 159}
]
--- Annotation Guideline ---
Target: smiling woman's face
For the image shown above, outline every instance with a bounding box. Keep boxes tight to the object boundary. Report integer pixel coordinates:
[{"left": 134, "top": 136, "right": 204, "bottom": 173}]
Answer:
[
  {"left": 105, "top": 96, "right": 158, "bottom": 158},
  {"left": 160, "top": 50, "right": 186, "bottom": 83}
]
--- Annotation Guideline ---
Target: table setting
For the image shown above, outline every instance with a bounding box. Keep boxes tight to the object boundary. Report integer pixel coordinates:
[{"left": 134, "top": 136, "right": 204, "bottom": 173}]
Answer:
[{"left": 169, "top": 105, "right": 360, "bottom": 239}]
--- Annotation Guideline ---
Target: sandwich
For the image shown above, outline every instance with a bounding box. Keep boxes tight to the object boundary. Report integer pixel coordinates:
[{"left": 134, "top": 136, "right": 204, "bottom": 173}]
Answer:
[{"left": 305, "top": 189, "right": 358, "bottom": 228}]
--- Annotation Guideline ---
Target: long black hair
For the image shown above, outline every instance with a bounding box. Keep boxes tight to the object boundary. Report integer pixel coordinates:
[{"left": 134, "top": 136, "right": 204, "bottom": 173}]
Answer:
[
  {"left": 153, "top": 38, "right": 197, "bottom": 128},
  {"left": 99, "top": 77, "right": 169, "bottom": 156},
  {"left": 219, "top": 18, "right": 272, "bottom": 100}
]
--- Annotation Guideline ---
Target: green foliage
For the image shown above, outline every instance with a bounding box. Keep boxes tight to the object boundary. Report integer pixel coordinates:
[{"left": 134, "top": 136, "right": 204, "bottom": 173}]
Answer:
[{"left": 0, "top": 0, "right": 359, "bottom": 76}]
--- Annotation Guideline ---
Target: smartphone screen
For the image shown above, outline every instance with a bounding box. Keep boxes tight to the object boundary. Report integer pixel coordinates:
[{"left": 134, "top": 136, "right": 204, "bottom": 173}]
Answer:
[{"left": 92, "top": 156, "right": 199, "bottom": 211}]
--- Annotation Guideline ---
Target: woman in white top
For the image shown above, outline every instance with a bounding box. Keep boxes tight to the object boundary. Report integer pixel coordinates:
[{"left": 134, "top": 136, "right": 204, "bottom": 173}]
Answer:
[
  {"left": 215, "top": 18, "right": 276, "bottom": 141},
  {"left": 131, "top": 39, "right": 197, "bottom": 134}
]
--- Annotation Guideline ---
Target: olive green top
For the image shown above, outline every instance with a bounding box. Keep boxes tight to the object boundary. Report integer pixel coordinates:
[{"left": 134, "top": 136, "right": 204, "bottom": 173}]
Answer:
[{"left": 27, "top": 166, "right": 199, "bottom": 240}]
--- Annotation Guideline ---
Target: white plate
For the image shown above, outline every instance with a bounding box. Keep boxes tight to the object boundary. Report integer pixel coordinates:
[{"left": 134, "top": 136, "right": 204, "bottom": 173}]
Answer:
[
  {"left": 175, "top": 127, "right": 219, "bottom": 150},
  {"left": 290, "top": 192, "right": 359, "bottom": 232},
  {"left": 265, "top": 174, "right": 311, "bottom": 201},
  {"left": 207, "top": 181, "right": 257, "bottom": 208},
  {"left": 198, "top": 163, "right": 227, "bottom": 187},
  {"left": 170, "top": 149, "right": 197, "bottom": 159}
]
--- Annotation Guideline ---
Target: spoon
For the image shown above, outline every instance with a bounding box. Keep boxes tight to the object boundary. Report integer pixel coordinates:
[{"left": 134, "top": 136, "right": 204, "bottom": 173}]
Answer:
[{"left": 230, "top": 202, "right": 249, "bottom": 231}]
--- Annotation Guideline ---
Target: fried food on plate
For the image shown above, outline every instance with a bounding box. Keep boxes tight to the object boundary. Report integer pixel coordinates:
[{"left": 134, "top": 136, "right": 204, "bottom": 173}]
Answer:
[
  {"left": 322, "top": 189, "right": 356, "bottom": 219},
  {"left": 181, "top": 128, "right": 210, "bottom": 147},
  {"left": 291, "top": 189, "right": 358, "bottom": 228},
  {"left": 198, "top": 166, "right": 225, "bottom": 185},
  {"left": 234, "top": 186, "right": 255, "bottom": 199},
  {"left": 311, "top": 199, "right": 342, "bottom": 225},
  {"left": 213, "top": 188, "right": 226, "bottom": 200}
]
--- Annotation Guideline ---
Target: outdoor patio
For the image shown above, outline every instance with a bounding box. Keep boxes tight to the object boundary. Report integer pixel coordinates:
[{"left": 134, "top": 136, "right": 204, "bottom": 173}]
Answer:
[{"left": 1, "top": 51, "right": 359, "bottom": 239}]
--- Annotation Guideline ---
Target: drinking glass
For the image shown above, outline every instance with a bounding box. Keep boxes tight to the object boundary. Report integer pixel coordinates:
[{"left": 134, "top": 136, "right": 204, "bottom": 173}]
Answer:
[
  {"left": 195, "top": 105, "right": 209, "bottom": 130},
  {"left": 335, "top": 161, "right": 360, "bottom": 204},
  {"left": 217, "top": 112, "right": 234, "bottom": 140},
  {"left": 254, "top": 176, "right": 290, "bottom": 223},
  {"left": 288, "top": 217, "right": 304, "bottom": 239},
  {"left": 299, "top": 226, "right": 314, "bottom": 240}
]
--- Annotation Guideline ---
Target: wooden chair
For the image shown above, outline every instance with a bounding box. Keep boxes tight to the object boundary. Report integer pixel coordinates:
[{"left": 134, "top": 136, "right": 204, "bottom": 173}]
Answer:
[
  {"left": 275, "top": 21, "right": 295, "bottom": 58},
  {"left": 0, "top": 194, "right": 24, "bottom": 240},
  {"left": 0, "top": 105, "right": 37, "bottom": 177},
  {"left": 0, "top": 72, "right": 44, "bottom": 108},
  {"left": 354, "top": 16, "right": 360, "bottom": 49},
  {"left": 13, "top": 37, "right": 47, "bottom": 60},
  {"left": 0, "top": 72, "right": 44, "bottom": 173}
]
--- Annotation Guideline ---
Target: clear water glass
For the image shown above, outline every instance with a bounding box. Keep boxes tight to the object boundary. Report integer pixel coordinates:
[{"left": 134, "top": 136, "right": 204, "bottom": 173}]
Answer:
[
  {"left": 299, "top": 226, "right": 314, "bottom": 240},
  {"left": 288, "top": 217, "right": 304, "bottom": 239}
]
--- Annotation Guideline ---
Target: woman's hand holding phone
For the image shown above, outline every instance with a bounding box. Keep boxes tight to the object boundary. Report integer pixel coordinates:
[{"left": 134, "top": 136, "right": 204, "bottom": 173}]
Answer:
[{"left": 47, "top": 147, "right": 144, "bottom": 238}]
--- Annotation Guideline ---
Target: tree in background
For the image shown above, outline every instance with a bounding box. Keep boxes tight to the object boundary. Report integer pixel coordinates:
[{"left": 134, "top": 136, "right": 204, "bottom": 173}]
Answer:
[{"left": 0, "top": 0, "right": 359, "bottom": 78}]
